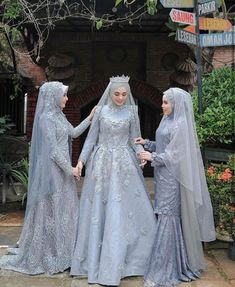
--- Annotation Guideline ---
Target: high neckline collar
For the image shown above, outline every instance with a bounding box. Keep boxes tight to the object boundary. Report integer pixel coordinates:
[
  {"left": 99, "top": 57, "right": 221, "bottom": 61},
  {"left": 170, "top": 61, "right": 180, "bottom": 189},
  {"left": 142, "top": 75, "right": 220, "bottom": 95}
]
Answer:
[
  {"left": 164, "top": 112, "right": 174, "bottom": 120},
  {"left": 108, "top": 103, "right": 126, "bottom": 111}
]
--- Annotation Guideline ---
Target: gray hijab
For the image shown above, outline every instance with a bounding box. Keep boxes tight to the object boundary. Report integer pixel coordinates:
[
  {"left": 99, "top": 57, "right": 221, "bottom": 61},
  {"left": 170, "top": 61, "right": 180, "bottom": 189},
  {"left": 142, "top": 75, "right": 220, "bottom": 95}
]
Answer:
[
  {"left": 163, "top": 88, "right": 216, "bottom": 270},
  {"left": 88, "top": 75, "right": 141, "bottom": 139}
]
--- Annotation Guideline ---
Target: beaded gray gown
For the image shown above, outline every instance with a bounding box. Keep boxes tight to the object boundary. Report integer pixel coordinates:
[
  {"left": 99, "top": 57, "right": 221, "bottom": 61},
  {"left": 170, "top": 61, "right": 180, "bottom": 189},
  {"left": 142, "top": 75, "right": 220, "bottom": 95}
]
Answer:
[
  {"left": 71, "top": 105, "right": 157, "bottom": 286},
  {"left": 144, "top": 114, "right": 200, "bottom": 287},
  {"left": 0, "top": 112, "right": 91, "bottom": 275}
]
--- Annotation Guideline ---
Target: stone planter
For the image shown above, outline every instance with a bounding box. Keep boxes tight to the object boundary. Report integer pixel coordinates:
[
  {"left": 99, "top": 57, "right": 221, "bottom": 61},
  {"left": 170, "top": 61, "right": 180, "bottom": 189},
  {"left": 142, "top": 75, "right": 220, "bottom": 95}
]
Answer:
[
  {"left": 204, "top": 147, "right": 233, "bottom": 163},
  {"left": 228, "top": 243, "right": 235, "bottom": 261},
  {"left": 216, "top": 227, "right": 233, "bottom": 243},
  {"left": 0, "top": 182, "right": 25, "bottom": 203}
]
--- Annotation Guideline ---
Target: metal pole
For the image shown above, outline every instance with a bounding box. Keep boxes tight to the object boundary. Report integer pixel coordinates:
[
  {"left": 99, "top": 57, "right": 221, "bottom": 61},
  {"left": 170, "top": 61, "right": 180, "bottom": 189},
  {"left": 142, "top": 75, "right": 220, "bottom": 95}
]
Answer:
[
  {"left": 195, "top": 0, "right": 206, "bottom": 164},
  {"left": 195, "top": 0, "right": 203, "bottom": 114}
]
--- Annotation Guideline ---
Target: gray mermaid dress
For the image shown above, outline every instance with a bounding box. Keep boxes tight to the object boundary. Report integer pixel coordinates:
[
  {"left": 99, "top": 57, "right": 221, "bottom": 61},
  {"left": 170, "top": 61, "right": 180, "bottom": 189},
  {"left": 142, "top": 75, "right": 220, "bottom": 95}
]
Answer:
[
  {"left": 144, "top": 115, "right": 200, "bottom": 287},
  {"left": 71, "top": 105, "right": 157, "bottom": 286}
]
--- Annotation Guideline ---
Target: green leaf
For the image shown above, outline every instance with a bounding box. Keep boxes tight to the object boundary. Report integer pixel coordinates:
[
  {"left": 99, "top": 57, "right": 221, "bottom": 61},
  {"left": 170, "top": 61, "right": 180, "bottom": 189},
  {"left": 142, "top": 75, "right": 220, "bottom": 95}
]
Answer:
[
  {"left": 115, "top": 0, "right": 123, "bottom": 7},
  {"left": 147, "top": 6, "right": 155, "bottom": 15},
  {"left": 146, "top": 0, "right": 157, "bottom": 15},
  {"left": 4, "top": 2, "right": 23, "bottom": 20},
  {"left": 165, "top": 18, "right": 179, "bottom": 31},
  {"left": 168, "top": 32, "right": 176, "bottom": 37},
  {"left": 96, "top": 20, "right": 103, "bottom": 30}
]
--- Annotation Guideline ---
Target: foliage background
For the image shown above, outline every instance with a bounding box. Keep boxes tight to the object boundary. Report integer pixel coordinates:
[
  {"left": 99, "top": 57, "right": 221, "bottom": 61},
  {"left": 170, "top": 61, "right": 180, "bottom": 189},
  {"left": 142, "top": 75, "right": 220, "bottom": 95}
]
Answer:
[{"left": 192, "top": 67, "right": 235, "bottom": 146}]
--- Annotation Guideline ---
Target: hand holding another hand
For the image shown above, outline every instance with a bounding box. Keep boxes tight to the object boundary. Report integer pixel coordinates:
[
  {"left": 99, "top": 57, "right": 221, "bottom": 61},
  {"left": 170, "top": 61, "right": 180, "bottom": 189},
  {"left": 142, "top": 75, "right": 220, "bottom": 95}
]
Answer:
[
  {"left": 139, "top": 151, "right": 152, "bottom": 162},
  {"left": 76, "top": 160, "right": 84, "bottom": 177},
  {"left": 139, "top": 159, "right": 147, "bottom": 168},
  {"left": 72, "top": 167, "right": 80, "bottom": 180},
  {"left": 134, "top": 137, "right": 146, "bottom": 145}
]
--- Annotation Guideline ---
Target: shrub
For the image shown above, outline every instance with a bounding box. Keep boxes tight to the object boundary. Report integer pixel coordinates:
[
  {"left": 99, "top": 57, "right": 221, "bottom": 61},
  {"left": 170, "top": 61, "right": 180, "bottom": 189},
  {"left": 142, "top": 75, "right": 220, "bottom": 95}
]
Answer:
[
  {"left": 192, "top": 67, "right": 235, "bottom": 146},
  {"left": 206, "top": 154, "right": 235, "bottom": 239}
]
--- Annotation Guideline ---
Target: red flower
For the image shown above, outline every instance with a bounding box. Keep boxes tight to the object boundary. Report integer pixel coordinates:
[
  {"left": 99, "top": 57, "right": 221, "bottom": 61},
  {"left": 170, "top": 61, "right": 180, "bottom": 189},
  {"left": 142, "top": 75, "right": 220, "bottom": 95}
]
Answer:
[
  {"left": 207, "top": 166, "right": 216, "bottom": 176},
  {"left": 218, "top": 169, "right": 232, "bottom": 181},
  {"left": 224, "top": 168, "right": 231, "bottom": 174}
]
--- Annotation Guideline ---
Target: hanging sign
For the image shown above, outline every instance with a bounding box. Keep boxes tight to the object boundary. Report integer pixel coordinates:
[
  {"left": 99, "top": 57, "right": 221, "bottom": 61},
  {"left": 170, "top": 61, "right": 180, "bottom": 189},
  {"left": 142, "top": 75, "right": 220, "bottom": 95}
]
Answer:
[
  {"left": 160, "top": 0, "right": 194, "bottom": 8},
  {"left": 176, "top": 29, "right": 196, "bottom": 45},
  {"left": 199, "top": 17, "right": 232, "bottom": 31},
  {"left": 170, "top": 9, "right": 195, "bottom": 25},
  {"left": 184, "top": 17, "right": 232, "bottom": 34},
  {"left": 198, "top": 0, "right": 217, "bottom": 15},
  {"left": 200, "top": 32, "right": 235, "bottom": 47},
  {"left": 160, "top": 0, "right": 219, "bottom": 12},
  {"left": 184, "top": 25, "right": 196, "bottom": 34}
]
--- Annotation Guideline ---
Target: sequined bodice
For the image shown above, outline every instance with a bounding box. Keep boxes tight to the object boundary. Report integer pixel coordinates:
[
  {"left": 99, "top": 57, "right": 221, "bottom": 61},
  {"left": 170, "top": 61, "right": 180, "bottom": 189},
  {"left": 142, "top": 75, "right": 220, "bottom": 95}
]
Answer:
[{"left": 97, "top": 106, "right": 133, "bottom": 148}]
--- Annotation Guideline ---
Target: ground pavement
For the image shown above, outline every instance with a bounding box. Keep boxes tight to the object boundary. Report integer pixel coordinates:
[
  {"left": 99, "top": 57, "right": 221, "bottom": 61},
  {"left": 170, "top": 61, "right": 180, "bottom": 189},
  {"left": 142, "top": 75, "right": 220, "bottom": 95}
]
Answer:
[{"left": 0, "top": 178, "right": 234, "bottom": 287}]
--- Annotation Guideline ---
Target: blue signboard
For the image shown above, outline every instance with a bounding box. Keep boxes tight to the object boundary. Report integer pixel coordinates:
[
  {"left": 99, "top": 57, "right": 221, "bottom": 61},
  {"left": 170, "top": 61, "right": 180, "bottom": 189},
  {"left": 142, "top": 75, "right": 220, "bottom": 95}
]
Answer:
[{"left": 200, "top": 32, "right": 235, "bottom": 47}]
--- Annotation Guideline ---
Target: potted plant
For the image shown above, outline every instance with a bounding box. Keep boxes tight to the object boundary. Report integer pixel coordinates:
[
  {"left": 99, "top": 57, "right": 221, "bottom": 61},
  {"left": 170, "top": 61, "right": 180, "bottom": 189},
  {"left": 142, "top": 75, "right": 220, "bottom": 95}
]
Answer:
[
  {"left": 11, "top": 157, "right": 29, "bottom": 206},
  {"left": 206, "top": 154, "right": 235, "bottom": 260},
  {"left": 0, "top": 115, "right": 15, "bottom": 135},
  {"left": 0, "top": 136, "right": 28, "bottom": 205}
]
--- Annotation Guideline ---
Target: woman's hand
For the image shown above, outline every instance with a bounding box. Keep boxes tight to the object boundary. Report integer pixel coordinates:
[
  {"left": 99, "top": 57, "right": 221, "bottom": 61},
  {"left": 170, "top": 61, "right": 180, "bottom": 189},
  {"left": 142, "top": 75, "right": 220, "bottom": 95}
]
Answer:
[
  {"left": 88, "top": 106, "right": 97, "bottom": 121},
  {"left": 139, "top": 159, "right": 147, "bottom": 168},
  {"left": 72, "top": 167, "right": 80, "bottom": 180},
  {"left": 139, "top": 151, "right": 152, "bottom": 162},
  {"left": 134, "top": 137, "right": 146, "bottom": 145},
  {"left": 76, "top": 160, "right": 84, "bottom": 177}
]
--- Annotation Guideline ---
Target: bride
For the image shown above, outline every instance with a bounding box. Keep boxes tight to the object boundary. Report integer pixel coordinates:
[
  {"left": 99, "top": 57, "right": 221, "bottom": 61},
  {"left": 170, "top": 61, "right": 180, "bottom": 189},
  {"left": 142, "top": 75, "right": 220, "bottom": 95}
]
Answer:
[{"left": 71, "top": 75, "right": 157, "bottom": 286}]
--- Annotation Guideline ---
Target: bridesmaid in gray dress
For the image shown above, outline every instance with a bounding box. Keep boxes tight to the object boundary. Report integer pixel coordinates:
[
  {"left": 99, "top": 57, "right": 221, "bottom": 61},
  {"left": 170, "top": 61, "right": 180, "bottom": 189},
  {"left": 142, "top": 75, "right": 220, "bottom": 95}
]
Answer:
[
  {"left": 0, "top": 81, "right": 95, "bottom": 274},
  {"left": 71, "top": 76, "right": 157, "bottom": 285},
  {"left": 136, "top": 88, "right": 216, "bottom": 287}
]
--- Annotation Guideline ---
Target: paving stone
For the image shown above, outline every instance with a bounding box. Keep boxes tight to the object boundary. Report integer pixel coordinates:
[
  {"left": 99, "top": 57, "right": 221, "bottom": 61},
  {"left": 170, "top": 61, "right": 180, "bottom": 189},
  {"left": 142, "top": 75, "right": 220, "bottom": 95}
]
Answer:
[
  {"left": 0, "top": 210, "right": 24, "bottom": 227},
  {"left": 210, "top": 249, "right": 235, "bottom": 280},
  {"left": 0, "top": 276, "right": 71, "bottom": 287},
  {"left": 0, "top": 227, "right": 21, "bottom": 246},
  {"left": 200, "top": 257, "right": 225, "bottom": 281},
  {"left": 194, "top": 280, "right": 232, "bottom": 287}
]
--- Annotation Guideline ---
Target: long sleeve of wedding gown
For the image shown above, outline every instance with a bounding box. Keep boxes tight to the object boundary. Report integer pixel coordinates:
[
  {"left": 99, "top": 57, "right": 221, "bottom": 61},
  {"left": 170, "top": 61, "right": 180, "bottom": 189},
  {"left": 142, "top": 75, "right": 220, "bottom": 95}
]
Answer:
[{"left": 78, "top": 118, "right": 100, "bottom": 165}]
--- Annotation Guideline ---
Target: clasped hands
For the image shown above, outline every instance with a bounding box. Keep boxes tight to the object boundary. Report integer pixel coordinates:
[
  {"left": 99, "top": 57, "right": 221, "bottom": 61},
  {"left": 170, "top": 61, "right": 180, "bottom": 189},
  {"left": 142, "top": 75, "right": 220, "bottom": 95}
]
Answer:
[
  {"left": 134, "top": 137, "right": 153, "bottom": 167},
  {"left": 72, "top": 160, "right": 84, "bottom": 180}
]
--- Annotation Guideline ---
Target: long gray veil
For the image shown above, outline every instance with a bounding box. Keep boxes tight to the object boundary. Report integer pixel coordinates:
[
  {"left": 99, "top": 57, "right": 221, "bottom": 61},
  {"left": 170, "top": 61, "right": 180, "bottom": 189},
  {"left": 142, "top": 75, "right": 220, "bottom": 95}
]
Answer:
[
  {"left": 162, "top": 88, "right": 215, "bottom": 270},
  {"left": 27, "top": 81, "right": 68, "bottom": 208}
]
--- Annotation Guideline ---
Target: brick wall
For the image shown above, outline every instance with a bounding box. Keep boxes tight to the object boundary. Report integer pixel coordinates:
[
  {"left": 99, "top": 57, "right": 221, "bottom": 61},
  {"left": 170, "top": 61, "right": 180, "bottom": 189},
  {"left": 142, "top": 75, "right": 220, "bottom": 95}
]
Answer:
[
  {"left": 212, "top": 46, "right": 235, "bottom": 68},
  {"left": 17, "top": 46, "right": 46, "bottom": 87},
  {"left": 24, "top": 32, "right": 234, "bottom": 165},
  {"left": 43, "top": 32, "right": 188, "bottom": 92}
]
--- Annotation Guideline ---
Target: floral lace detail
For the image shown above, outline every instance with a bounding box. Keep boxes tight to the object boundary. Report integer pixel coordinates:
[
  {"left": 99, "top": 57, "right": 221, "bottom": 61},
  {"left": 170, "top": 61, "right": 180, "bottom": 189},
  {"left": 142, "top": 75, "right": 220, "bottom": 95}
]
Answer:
[
  {"left": 144, "top": 280, "right": 157, "bottom": 287},
  {"left": 83, "top": 112, "right": 138, "bottom": 202},
  {"left": 0, "top": 190, "right": 79, "bottom": 275},
  {"left": 0, "top": 110, "right": 90, "bottom": 275},
  {"left": 90, "top": 144, "right": 136, "bottom": 202},
  {"left": 45, "top": 114, "right": 90, "bottom": 176},
  {"left": 154, "top": 171, "right": 180, "bottom": 216}
]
